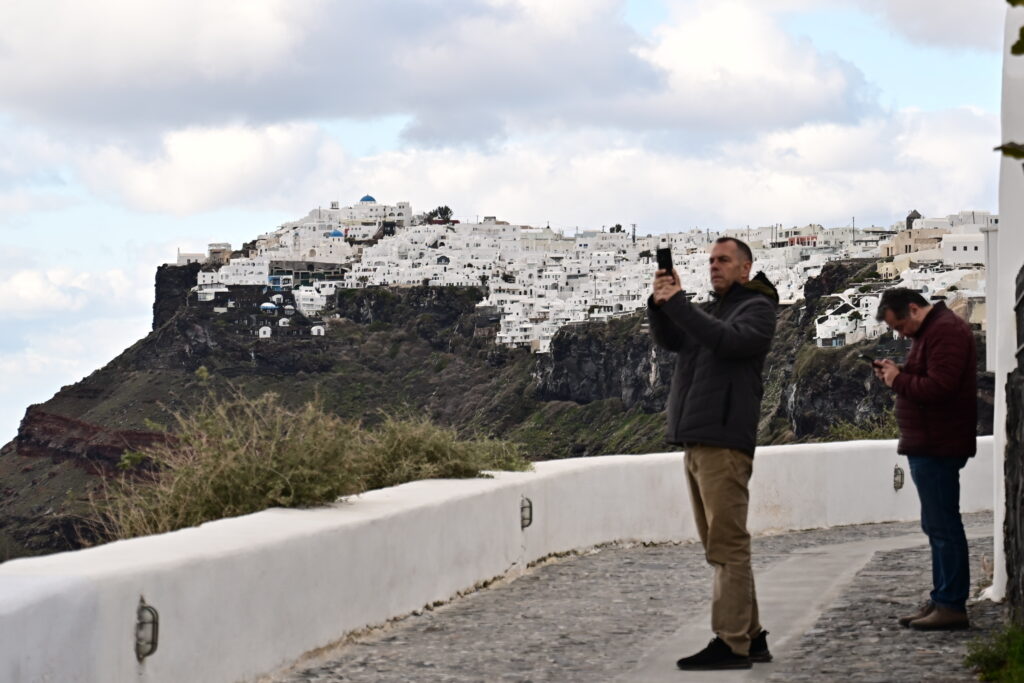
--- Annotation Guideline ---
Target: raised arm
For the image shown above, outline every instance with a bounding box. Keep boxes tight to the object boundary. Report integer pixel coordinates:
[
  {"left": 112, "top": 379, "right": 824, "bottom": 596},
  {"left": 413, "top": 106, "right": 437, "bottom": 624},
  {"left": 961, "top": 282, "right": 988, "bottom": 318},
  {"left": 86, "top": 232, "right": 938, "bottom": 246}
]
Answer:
[
  {"left": 657, "top": 293, "right": 775, "bottom": 359},
  {"left": 647, "top": 295, "right": 690, "bottom": 352}
]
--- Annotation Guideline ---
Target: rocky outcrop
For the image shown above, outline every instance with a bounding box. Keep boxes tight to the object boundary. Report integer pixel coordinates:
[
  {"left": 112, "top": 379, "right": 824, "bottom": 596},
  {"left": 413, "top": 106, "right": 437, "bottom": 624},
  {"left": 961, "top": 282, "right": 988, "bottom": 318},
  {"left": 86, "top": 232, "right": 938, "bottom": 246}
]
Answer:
[
  {"left": 13, "top": 406, "right": 167, "bottom": 471},
  {"left": 801, "top": 258, "right": 877, "bottom": 323},
  {"left": 153, "top": 263, "right": 200, "bottom": 330},
  {"left": 0, "top": 410, "right": 167, "bottom": 560},
  {"left": 334, "top": 286, "right": 490, "bottom": 353},
  {"left": 533, "top": 314, "right": 672, "bottom": 413}
]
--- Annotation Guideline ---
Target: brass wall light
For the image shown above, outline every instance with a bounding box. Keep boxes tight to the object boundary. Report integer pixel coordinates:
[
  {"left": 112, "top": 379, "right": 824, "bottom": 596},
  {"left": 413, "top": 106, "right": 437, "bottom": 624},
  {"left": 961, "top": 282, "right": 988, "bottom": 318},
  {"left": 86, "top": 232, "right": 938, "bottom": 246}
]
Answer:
[
  {"left": 520, "top": 496, "right": 533, "bottom": 529},
  {"left": 135, "top": 596, "right": 159, "bottom": 662},
  {"left": 893, "top": 464, "right": 905, "bottom": 491}
]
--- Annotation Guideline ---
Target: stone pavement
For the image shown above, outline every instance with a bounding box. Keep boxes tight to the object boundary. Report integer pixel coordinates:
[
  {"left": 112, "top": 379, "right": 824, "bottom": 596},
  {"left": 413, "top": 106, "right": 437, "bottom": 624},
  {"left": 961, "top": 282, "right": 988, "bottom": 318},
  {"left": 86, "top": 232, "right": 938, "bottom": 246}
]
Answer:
[{"left": 273, "top": 512, "right": 1004, "bottom": 682}]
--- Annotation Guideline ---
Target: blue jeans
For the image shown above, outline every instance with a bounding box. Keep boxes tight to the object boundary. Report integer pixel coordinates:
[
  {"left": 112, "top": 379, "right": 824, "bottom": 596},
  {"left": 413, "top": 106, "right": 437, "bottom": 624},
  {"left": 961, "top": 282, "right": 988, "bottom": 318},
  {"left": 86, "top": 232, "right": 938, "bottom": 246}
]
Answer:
[{"left": 907, "top": 455, "right": 970, "bottom": 612}]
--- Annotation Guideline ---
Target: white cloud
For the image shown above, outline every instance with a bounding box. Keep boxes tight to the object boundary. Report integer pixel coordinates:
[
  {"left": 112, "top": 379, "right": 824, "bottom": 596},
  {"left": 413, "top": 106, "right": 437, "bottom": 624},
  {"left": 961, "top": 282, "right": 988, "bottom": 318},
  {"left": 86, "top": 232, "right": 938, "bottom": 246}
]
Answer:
[
  {"left": 743, "top": 0, "right": 1005, "bottom": 51},
  {"left": 10, "top": 269, "right": 93, "bottom": 316},
  {"left": 305, "top": 106, "right": 997, "bottom": 230},
  {"left": 855, "top": 0, "right": 1006, "bottom": 52},
  {"left": 0, "top": 1, "right": 658, "bottom": 136},
  {"left": 9, "top": 262, "right": 154, "bottom": 320},
  {"left": 623, "top": 0, "right": 870, "bottom": 132},
  {"left": 0, "top": 0, "right": 306, "bottom": 96},
  {"left": 0, "top": 0, "right": 878, "bottom": 144},
  {"left": 2, "top": 98, "right": 995, "bottom": 230},
  {"left": 78, "top": 123, "right": 327, "bottom": 213}
]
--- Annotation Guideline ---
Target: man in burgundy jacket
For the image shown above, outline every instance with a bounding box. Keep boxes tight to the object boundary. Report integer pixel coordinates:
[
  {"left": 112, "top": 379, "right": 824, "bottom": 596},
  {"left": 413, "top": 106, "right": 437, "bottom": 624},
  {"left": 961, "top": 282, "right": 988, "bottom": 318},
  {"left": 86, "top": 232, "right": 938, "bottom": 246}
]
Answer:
[{"left": 874, "top": 288, "right": 976, "bottom": 631}]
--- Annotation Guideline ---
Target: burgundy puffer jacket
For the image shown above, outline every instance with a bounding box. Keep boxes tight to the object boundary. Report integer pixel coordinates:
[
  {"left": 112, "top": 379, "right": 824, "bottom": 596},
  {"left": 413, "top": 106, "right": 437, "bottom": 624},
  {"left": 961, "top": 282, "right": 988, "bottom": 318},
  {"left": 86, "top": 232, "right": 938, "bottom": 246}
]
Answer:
[{"left": 892, "top": 302, "right": 977, "bottom": 458}]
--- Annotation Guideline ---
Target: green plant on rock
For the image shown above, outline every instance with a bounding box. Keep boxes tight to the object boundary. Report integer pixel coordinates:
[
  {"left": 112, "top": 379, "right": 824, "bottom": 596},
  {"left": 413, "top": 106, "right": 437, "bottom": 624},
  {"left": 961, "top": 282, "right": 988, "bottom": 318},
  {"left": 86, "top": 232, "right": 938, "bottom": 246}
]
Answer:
[{"left": 965, "top": 624, "right": 1024, "bottom": 682}]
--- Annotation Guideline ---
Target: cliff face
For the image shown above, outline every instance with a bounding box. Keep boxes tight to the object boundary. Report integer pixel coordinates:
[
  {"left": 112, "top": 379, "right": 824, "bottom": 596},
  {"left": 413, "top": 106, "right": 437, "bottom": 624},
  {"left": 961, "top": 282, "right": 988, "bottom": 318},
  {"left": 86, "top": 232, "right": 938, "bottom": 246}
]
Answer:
[
  {"left": 534, "top": 315, "right": 673, "bottom": 413},
  {"left": 153, "top": 262, "right": 200, "bottom": 330},
  {"left": 0, "top": 260, "right": 995, "bottom": 561},
  {"left": 13, "top": 407, "right": 166, "bottom": 469}
]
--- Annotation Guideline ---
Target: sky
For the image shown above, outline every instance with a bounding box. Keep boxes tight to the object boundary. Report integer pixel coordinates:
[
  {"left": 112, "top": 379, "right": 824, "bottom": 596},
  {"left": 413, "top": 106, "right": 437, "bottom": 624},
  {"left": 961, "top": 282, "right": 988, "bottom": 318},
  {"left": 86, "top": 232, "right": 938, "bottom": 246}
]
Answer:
[{"left": 0, "top": 0, "right": 1010, "bottom": 442}]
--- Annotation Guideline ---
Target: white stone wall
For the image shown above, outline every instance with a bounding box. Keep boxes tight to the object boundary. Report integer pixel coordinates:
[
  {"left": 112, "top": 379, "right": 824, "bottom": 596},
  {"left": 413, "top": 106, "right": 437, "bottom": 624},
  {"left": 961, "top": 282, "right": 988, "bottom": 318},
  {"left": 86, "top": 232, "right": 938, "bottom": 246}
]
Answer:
[
  {"left": 0, "top": 438, "right": 993, "bottom": 683},
  {"left": 988, "top": 4, "right": 1024, "bottom": 600}
]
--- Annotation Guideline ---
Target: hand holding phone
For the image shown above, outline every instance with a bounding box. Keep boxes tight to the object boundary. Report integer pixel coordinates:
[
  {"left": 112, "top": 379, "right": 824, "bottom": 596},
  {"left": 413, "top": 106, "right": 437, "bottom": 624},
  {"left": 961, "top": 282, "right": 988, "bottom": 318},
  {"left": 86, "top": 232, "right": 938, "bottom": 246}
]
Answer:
[
  {"left": 656, "top": 247, "right": 673, "bottom": 273},
  {"left": 652, "top": 247, "right": 681, "bottom": 304},
  {"left": 655, "top": 247, "right": 676, "bottom": 286}
]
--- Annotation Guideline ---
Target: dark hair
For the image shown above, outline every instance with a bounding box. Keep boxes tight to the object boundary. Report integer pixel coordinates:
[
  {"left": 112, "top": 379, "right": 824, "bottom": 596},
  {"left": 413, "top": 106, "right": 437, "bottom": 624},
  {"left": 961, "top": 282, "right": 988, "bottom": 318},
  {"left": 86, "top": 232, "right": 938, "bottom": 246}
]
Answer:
[
  {"left": 714, "top": 236, "right": 753, "bottom": 263},
  {"left": 876, "top": 288, "right": 929, "bottom": 321}
]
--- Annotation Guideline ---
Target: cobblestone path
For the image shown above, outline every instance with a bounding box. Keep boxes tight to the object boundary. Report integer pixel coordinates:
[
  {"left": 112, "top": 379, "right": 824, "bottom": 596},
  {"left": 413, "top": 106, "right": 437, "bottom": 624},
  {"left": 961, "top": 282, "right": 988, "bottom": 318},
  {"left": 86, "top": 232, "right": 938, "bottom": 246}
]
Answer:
[{"left": 274, "top": 512, "right": 1003, "bottom": 682}]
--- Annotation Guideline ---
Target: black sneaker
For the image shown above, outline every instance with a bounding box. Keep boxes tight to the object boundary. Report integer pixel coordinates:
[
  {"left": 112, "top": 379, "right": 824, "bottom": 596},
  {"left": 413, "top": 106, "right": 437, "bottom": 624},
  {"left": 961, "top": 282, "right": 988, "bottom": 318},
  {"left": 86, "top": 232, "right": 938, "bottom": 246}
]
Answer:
[
  {"left": 676, "top": 637, "right": 752, "bottom": 671},
  {"left": 750, "top": 630, "right": 772, "bottom": 663}
]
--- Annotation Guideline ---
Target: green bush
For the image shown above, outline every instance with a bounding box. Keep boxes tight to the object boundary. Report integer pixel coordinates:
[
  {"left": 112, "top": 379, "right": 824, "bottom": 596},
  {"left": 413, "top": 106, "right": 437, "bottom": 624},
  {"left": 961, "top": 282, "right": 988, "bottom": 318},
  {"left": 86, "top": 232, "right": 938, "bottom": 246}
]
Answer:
[
  {"left": 95, "top": 391, "right": 530, "bottom": 541},
  {"left": 965, "top": 624, "right": 1024, "bottom": 682}
]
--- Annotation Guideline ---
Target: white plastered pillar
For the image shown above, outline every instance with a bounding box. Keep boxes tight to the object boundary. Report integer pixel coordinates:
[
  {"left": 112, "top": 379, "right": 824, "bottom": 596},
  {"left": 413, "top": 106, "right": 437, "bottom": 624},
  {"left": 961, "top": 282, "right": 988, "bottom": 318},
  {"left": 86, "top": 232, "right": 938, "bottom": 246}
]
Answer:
[{"left": 988, "top": 5, "right": 1024, "bottom": 602}]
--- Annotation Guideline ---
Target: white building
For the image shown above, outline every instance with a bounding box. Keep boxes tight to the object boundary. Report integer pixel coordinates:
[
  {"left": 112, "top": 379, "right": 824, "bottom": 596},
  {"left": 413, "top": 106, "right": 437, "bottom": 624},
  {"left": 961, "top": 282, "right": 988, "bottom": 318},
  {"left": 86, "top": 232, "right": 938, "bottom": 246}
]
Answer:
[
  {"left": 941, "top": 233, "right": 986, "bottom": 266},
  {"left": 182, "top": 202, "right": 990, "bottom": 356}
]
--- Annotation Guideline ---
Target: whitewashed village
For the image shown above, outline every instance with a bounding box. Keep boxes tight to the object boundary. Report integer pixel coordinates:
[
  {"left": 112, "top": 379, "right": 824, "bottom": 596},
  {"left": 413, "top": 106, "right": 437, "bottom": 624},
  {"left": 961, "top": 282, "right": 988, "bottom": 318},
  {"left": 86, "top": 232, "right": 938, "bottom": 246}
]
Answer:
[{"left": 176, "top": 196, "right": 993, "bottom": 353}]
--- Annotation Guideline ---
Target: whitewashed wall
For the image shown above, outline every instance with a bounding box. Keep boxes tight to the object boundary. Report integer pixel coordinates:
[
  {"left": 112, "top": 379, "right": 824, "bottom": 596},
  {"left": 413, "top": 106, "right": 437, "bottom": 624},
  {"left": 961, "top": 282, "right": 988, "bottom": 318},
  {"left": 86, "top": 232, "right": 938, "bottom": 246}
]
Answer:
[
  {"left": 989, "top": 3, "right": 1024, "bottom": 601},
  {"left": 0, "top": 437, "right": 993, "bottom": 683}
]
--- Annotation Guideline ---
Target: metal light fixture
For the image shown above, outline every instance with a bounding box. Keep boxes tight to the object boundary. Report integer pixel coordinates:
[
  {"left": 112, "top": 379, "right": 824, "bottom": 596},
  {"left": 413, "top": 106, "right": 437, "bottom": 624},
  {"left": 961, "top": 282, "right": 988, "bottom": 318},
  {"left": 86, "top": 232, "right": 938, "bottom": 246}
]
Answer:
[
  {"left": 893, "top": 464, "right": 905, "bottom": 491},
  {"left": 520, "top": 496, "right": 533, "bottom": 529},
  {"left": 135, "top": 597, "right": 159, "bottom": 662}
]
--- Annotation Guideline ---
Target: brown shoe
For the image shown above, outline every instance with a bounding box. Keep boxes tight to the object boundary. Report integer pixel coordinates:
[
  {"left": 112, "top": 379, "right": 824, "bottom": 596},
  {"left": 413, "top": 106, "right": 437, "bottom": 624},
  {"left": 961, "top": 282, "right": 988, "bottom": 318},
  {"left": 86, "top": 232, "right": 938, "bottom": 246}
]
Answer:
[
  {"left": 898, "top": 601, "right": 934, "bottom": 628},
  {"left": 909, "top": 605, "right": 969, "bottom": 631}
]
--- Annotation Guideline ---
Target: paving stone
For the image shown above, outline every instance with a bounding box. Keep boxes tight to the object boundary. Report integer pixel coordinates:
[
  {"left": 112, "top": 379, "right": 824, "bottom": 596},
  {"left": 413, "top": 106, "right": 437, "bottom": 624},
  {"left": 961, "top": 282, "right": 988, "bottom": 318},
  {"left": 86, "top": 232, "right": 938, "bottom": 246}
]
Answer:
[{"left": 273, "top": 512, "right": 1004, "bottom": 682}]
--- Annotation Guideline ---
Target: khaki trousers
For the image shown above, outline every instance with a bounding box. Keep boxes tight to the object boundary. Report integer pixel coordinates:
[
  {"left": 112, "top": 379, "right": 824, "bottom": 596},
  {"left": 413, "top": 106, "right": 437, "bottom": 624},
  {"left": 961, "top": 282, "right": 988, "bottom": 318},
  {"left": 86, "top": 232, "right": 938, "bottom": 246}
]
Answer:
[{"left": 685, "top": 445, "right": 762, "bottom": 656}]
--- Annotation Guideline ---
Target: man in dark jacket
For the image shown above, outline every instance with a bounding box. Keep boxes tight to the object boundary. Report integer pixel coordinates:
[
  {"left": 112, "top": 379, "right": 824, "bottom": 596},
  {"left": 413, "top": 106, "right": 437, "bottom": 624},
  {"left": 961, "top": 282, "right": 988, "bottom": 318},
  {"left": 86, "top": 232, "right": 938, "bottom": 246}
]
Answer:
[
  {"left": 874, "top": 288, "right": 976, "bottom": 631},
  {"left": 648, "top": 236, "right": 778, "bottom": 671}
]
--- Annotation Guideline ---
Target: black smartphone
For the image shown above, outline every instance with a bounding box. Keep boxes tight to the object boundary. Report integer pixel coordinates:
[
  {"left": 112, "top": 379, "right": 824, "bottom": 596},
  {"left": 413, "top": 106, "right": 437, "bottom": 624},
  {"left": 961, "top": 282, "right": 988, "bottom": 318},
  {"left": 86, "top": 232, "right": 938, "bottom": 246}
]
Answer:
[
  {"left": 656, "top": 247, "right": 673, "bottom": 273},
  {"left": 859, "top": 353, "right": 878, "bottom": 364}
]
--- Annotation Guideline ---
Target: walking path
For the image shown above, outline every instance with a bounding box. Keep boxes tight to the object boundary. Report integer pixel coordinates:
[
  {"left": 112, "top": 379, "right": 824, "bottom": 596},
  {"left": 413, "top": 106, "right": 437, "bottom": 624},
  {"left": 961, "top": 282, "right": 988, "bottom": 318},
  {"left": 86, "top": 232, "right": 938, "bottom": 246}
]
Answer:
[{"left": 273, "top": 512, "right": 1004, "bottom": 682}]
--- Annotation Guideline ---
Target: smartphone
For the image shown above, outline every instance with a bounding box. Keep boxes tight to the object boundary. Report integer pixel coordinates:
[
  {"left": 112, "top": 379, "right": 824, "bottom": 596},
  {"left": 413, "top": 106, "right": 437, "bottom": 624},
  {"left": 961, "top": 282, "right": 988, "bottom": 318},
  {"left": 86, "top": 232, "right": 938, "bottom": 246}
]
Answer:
[
  {"left": 656, "top": 247, "right": 673, "bottom": 273},
  {"left": 859, "top": 353, "right": 879, "bottom": 365}
]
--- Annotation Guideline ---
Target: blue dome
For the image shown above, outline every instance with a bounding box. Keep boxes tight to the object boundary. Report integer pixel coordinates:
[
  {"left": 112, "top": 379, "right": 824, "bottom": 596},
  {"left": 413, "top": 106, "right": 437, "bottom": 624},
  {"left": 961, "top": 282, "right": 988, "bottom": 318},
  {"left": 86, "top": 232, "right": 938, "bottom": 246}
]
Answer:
[
  {"left": 260, "top": 302, "right": 277, "bottom": 310},
  {"left": 329, "top": 229, "right": 345, "bottom": 237},
  {"left": 359, "top": 195, "right": 376, "bottom": 203}
]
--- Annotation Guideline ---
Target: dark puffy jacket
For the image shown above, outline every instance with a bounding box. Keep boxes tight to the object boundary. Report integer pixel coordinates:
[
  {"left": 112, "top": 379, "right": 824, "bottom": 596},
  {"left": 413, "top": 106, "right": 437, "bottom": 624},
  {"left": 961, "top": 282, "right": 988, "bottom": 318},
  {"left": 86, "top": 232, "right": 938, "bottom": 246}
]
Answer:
[
  {"left": 647, "top": 273, "right": 778, "bottom": 456},
  {"left": 892, "top": 302, "right": 977, "bottom": 458}
]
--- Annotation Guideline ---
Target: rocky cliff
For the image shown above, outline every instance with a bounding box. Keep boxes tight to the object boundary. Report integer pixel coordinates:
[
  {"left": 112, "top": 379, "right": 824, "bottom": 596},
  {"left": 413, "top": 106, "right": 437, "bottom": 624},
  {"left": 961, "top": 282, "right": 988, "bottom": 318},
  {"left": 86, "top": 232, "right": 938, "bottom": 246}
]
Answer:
[
  {"left": 153, "top": 262, "right": 201, "bottom": 330},
  {"left": 0, "top": 259, "right": 994, "bottom": 561}
]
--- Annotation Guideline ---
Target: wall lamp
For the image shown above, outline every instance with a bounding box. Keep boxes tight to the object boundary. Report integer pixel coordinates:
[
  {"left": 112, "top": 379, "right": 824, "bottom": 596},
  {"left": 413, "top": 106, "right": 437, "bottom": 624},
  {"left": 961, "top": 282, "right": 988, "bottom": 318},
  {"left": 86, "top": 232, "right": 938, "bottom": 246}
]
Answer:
[
  {"left": 893, "top": 464, "right": 905, "bottom": 491},
  {"left": 135, "top": 596, "right": 159, "bottom": 662},
  {"left": 520, "top": 496, "right": 533, "bottom": 529}
]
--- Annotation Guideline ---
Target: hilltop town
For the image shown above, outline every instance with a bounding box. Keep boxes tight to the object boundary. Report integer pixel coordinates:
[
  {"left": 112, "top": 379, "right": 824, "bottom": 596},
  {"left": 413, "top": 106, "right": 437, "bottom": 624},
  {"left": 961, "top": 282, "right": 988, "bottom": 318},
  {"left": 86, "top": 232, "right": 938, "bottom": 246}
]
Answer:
[{"left": 176, "top": 196, "right": 993, "bottom": 353}]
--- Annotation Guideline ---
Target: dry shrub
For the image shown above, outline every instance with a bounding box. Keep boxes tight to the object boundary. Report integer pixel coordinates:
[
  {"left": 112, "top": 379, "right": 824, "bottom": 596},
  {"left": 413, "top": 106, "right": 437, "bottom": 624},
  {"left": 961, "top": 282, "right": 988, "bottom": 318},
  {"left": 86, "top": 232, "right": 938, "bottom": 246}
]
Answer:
[
  {"left": 95, "top": 391, "right": 530, "bottom": 541},
  {"left": 361, "top": 414, "right": 529, "bottom": 490},
  {"left": 826, "top": 411, "right": 899, "bottom": 441}
]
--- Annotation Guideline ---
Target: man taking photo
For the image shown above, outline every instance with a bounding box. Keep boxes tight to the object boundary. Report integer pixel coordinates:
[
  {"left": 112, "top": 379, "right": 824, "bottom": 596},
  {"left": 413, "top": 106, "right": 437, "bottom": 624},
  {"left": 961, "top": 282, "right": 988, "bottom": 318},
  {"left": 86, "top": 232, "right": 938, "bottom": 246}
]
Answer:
[
  {"left": 648, "top": 237, "right": 778, "bottom": 671},
  {"left": 873, "top": 288, "right": 977, "bottom": 631}
]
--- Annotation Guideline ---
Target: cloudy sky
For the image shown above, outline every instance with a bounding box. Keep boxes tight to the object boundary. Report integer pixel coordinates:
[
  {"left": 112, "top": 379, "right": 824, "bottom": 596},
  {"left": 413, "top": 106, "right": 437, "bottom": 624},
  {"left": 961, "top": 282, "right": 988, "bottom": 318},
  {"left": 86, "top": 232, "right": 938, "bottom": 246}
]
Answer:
[{"left": 0, "top": 0, "right": 1010, "bottom": 441}]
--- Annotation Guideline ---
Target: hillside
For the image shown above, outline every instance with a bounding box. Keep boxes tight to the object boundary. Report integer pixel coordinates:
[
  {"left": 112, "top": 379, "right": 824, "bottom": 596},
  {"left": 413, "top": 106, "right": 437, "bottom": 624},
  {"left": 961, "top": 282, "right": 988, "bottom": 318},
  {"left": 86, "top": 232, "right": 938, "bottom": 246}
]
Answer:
[{"left": 0, "top": 260, "right": 992, "bottom": 560}]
